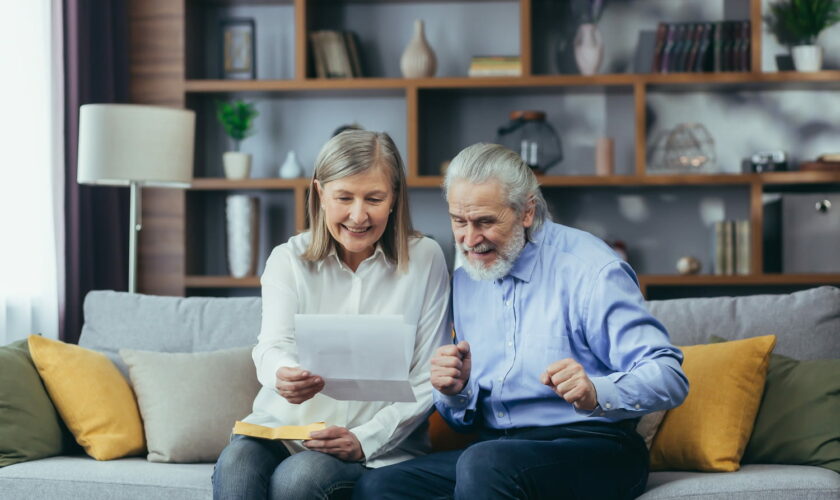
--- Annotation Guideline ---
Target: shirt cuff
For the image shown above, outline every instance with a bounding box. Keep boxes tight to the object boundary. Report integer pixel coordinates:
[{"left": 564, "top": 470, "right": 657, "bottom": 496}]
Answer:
[
  {"left": 588, "top": 375, "right": 621, "bottom": 417},
  {"left": 434, "top": 380, "right": 478, "bottom": 410}
]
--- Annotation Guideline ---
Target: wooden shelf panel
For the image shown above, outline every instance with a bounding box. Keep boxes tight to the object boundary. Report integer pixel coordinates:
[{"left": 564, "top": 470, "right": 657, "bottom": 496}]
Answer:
[
  {"left": 408, "top": 172, "right": 840, "bottom": 188},
  {"left": 190, "top": 178, "right": 310, "bottom": 190},
  {"left": 640, "top": 274, "right": 840, "bottom": 288},
  {"left": 184, "top": 71, "right": 840, "bottom": 93},
  {"left": 185, "top": 276, "right": 260, "bottom": 288}
]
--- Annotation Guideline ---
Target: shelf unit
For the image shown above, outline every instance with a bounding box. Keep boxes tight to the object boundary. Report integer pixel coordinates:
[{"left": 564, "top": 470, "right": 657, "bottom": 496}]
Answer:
[{"left": 129, "top": 0, "right": 840, "bottom": 298}]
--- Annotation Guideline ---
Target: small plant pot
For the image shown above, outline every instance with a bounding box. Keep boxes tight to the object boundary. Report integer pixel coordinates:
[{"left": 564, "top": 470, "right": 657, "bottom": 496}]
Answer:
[
  {"left": 223, "top": 152, "right": 252, "bottom": 179},
  {"left": 792, "top": 45, "right": 823, "bottom": 72}
]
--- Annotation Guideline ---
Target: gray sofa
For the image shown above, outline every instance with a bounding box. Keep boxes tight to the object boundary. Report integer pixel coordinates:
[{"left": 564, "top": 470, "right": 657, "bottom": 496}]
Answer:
[{"left": 1, "top": 287, "right": 838, "bottom": 499}]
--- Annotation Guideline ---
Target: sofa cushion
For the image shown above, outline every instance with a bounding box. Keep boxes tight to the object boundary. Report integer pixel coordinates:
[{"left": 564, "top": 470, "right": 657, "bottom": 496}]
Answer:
[
  {"left": 650, "top": 335, "right": 776, "bottom": 472},
  {"left": 79, "top": 291, "right": 261, "bottom": 378},
  {"left": 0, "top": 339, "right": 65, "bottom": 467},
  {"left": 647, "top": 286, "right": 840, "bottom": 360},
  {"left": 120, "top": 347, "right": 260, "bottom": 463},
  {"left": 0, "top": 456, "right": 212, "bottom": 500},
  {"left": 641, "top": 464, "right": 840, "bottom": 499},
  {"left": 744, "top": 354, "right": 840, "bottom": 473},
  {"left": 28, "top": 335, "right": 145, "bottom": 461}
]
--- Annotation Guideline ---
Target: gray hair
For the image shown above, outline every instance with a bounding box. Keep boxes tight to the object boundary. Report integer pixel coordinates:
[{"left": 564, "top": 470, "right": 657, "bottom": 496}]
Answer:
[
  {"left": 444, "top": 143, "right": 550, "bottom": 240},
  {"left": 303, "top": 130, "right": 416, "bottom": 271}
]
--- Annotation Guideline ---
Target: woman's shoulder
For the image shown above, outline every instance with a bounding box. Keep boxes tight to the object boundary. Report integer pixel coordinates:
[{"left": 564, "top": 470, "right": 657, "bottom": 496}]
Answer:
[
  {"left": 266, "top": 232, "right": 311, "bottom": 266},
  {"left": 408, "top": 235, "right": 446, "bottom": 266}
]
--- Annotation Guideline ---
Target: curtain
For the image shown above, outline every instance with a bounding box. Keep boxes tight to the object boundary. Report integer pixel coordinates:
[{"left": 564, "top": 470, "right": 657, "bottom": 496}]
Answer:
[
  {"left": 0, "top": 2, "right": 64, "bottom": 344},
  {"left": 63, "top": 0, "right": 130, "bottom": 344}
]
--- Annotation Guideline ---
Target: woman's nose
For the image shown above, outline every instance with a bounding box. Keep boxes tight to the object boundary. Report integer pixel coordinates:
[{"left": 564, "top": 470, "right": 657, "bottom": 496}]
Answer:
[{"left": 348, "top": 201, "right": 367, "bottom": 224}]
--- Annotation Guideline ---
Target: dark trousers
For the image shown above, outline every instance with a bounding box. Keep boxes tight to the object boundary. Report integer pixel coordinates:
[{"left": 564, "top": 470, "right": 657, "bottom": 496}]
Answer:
[{"left": 353, "top": 421, "right": 648, "bottom": 500}]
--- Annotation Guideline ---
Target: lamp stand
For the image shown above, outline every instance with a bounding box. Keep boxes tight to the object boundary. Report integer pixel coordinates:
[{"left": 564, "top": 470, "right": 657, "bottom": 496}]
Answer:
[{"left": 128, "top": 181, "right": 142, "bottom": 293}]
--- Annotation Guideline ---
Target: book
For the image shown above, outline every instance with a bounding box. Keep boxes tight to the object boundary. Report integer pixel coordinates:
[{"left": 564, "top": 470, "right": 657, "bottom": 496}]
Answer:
[
  {"left": 468, "top": 56, "right": 522, "bottom": 77},
  {"left": 310, "top": 32, "right": 327, "bottom": 78},
  {"left": 652, "top": 23, "right": 668, "bottom": 73},
  {"left": 344, "top": 31, "right": 364, "bottom": 78},
  {"left": 714, "top": 221, "right": 726, "bottom": 275},
  {"left": 735, "top": 220, "right": 751, "bottom": 275},
  {"left": 233, "top": 421, "right": 327, "bottom": 441}
]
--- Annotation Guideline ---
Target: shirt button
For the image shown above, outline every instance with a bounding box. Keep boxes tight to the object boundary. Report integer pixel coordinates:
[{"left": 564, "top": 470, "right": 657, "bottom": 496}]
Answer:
[
  {"left": 507, "top": 341, "right": 513, "bottom": 347},
  {"left": 605, "top": 403, "right": 612, "bottom": 409},
  {"left": 467, "top": 389, "right": 473, "bottom": 396},
  {"left": 635, "top": 404, "right": 640, "bottom": 410},
  {"left": 498, "top": 411, "right": 505, "bottom": 418},
  {"left": 505, "top": 300, "right": 512, "bottom": 307}
]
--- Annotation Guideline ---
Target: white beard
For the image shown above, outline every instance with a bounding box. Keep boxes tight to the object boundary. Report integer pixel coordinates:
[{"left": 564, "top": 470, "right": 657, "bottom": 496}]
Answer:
[{"left": 457, "top": 224, "right": 526, "bottom": 281}]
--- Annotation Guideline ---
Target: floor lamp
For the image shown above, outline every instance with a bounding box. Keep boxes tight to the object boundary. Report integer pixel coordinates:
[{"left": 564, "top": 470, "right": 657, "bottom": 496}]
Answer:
[{"left": 76, "top": 104, "right": 195, "bottom": 293}]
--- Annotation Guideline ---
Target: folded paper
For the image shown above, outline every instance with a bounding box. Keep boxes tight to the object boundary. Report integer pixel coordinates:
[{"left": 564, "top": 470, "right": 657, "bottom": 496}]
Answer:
[{"left": 233, "top": 421, "right": 326, "bottom": 441}]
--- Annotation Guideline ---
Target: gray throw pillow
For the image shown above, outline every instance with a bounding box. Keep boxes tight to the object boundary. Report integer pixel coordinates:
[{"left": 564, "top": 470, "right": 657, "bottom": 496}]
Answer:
[{"left": 120, "top": 347, "right": 260, "bottom": 463}]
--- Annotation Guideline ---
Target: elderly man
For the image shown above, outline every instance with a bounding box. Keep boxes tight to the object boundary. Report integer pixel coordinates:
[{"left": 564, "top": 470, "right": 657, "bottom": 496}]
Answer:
[{"left": 354, "top": 143, "right": 688, "bottom": 499}]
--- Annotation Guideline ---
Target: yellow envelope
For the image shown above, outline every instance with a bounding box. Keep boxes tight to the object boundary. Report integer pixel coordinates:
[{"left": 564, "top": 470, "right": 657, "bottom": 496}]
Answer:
[{"left": 233, "top": 421, "right": 327, "bottom": 440}]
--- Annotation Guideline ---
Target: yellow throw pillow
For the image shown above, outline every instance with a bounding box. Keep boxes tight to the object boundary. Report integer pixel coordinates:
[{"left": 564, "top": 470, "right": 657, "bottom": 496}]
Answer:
[
  {"left": 27, "top": 335, "right": 145, "bottom": 460},
  {"left": 649, "top": 334, "right": 776, "bottom": 472}
]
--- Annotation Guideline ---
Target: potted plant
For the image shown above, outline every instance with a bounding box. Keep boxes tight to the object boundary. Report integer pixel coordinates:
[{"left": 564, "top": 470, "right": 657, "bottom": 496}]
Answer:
[
  {"left": 767, "top": 0, "right": 840, "bottom": 71},
  {"left": 572, "top": 0, "right": 607, "bottom": 75},
  {"left": 215, "top": 100, "right": 258, "bottom": 179}
]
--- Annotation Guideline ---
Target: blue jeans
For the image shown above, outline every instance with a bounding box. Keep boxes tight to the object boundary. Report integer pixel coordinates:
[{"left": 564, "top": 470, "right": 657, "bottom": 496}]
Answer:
[
  {"left": 213, "top": 434, "right": 368, "bottom": 500},
  {"left": 353, "top": 421, "right": 648, "bottom": 500}
]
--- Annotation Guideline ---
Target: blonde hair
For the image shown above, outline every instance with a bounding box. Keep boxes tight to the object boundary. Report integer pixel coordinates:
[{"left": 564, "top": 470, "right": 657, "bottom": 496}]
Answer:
[
  {"left": 444, "top": 143, "right": 551, "bottom": 241},
  {"left": 302, "top": 130, "right": 417, "bottom": 271}
]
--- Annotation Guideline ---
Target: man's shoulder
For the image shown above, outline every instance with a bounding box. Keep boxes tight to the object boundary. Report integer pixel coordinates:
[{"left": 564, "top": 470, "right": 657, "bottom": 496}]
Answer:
[{"left": 539, "top": 221, "right": 621, "bottom": 272}]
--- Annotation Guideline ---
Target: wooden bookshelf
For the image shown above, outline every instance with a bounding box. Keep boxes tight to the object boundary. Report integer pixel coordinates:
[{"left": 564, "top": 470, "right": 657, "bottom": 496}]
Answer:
[{"left": 131, "top": 0, "right": 840, "bottom": 298}]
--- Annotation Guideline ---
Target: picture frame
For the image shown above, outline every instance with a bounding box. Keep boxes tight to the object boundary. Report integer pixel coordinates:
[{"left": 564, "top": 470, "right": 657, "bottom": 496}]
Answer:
[{"left": 220, "top": 18, "right": 256, "bottom": 80}]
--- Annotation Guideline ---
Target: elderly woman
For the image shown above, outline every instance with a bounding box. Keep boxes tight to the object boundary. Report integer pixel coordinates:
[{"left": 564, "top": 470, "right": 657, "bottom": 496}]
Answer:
[{"left": 212, "top": 130, "right": 450, "bottom": 499}]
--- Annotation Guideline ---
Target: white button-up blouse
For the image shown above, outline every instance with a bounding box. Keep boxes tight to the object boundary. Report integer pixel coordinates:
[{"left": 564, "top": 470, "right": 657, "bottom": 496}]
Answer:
[{"left": 242, "top": 232, "right": 451, "bottom": 468}]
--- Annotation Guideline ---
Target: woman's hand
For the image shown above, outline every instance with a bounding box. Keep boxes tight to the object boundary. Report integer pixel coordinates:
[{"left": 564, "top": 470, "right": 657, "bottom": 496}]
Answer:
[
  {"left": 304, "top": 426, "right": 365, "bottom": 462},
  {"left": 275, "top": 366, "right": 324, "bottom": 404}
]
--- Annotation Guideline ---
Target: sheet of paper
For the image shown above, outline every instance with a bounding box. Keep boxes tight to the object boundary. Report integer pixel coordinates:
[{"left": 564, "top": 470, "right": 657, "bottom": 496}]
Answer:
[
  {"left": 294, "top": 314, "right": 416, "bottom": 402},
  {"left": 233, "top": 421, "right": 326, "bottom": 440}
]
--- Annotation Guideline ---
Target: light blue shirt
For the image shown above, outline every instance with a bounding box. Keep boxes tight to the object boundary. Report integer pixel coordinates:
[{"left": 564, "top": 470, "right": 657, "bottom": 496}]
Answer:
[{"left": 434, "top": 221, "right": 689, "bottom": 431}]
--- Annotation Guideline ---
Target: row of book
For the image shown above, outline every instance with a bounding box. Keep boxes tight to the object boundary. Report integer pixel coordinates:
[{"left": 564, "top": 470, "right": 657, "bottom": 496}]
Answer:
[
  {"left": 713, "top": 220, "right": 751, "bottom": 276},
  {"left": 310, "top": 30, "right": 364, "bottom": 79},
  {"left": 468, "top": 56, "right": 522, "bottom": 77},
  {"left": 652, "top": 21, "right": 751, "bottom": 74}
]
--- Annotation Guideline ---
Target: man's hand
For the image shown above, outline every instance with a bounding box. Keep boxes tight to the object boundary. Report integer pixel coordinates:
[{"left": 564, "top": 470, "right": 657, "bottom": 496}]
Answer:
[
  {"left": 430, "top": 341, "right": 471, "bottom": 395},
  {"left": 540, "top": 358, "right": 598, "bottom": 411},
  {"left": 304, "top": 426, "right": 365, "bottom": 462},
  {"left": 275, "top": 366, "right": 324, "bottom": 404}
]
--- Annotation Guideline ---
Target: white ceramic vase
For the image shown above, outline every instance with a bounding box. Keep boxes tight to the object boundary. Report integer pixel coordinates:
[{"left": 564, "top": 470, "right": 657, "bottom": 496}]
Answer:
[
  {"left": 222, "top": 151, "right": 252, "bottom": 179},
  {"left": 278, "top": 150, "right": 304, "bottom": 179},
  {"left": 574, "top": 23, "right": 604, "bottom": 76},
  {"left": 400, "top": 20, "right": 437, "bottom": 78},
  {"left": 225, "top": 195, "right": 260, "bottom": 278},
  {"left": 792, "top": 45, "right": 822, "bottom": 72}
]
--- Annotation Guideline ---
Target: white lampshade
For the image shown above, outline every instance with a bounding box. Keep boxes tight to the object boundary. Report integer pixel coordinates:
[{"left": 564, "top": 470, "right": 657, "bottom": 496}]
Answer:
[{"left": 77, "top": 104, "right": 195, "bottom": 186}]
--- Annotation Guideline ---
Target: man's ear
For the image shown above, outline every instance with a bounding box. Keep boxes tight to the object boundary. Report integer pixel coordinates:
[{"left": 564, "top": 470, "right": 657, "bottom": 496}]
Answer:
[{"left": 522, "top": 198, "right": 536, "bottom": 228}]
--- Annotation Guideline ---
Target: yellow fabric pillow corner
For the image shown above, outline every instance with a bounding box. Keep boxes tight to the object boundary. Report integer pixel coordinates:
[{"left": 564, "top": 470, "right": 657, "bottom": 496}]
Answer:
[
  {"left": 649, "top": 334, "right": 776, "bottom": 472},
  {"left": 27, "top": 335, "right": 145, "bottom": 460}
]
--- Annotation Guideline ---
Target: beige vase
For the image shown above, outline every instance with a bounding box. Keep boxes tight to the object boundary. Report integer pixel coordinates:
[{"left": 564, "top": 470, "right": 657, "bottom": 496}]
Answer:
[
  {"left": 222, "top": 151, "right": 252, "bottom": 179},
  {"left": 400, "top": 20, "right": 437, "bottom": 78}
]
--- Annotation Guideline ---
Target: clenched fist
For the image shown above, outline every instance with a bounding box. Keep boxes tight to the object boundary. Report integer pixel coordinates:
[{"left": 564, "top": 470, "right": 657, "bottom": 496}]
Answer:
[
  {"left": 540, "top": 358, "right": 598, "bottom": 411},
  {"left": 275, "top": 366, "right": 324, "bottom": 404},
  {"left": 430, "top": 341, "right": 471, "bottom": 395}
]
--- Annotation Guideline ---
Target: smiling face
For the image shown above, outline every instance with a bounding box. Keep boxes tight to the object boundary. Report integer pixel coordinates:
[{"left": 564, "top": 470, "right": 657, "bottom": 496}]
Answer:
[
  {"left": 448, "top": 179, "right": 534, "bottom": 280},
  {"left": 315, "top": 165, "right": 395, "bottom": 270}
]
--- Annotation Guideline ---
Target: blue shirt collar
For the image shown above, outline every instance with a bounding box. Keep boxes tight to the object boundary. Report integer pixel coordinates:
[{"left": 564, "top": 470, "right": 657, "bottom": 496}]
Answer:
[{"left": 507, "top": 226, "right": 544, "bottom": 283}]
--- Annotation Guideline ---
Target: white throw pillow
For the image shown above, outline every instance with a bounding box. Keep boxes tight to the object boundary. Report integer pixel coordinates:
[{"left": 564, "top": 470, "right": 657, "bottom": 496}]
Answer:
[
  {"left": 120, "top": 346, "right": 259, "bottom": 463},
  {"left": 636, "top": 410, "right": 667, "bottom": 450}
]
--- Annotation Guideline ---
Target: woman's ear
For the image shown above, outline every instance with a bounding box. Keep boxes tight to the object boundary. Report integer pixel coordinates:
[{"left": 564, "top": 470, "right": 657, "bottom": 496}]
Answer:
[{"left": 314, "top": 179, "right": 324, "bottom": 200}]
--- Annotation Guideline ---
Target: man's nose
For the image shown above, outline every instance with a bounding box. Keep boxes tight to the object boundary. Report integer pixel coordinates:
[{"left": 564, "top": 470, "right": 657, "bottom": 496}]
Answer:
[{"left": 465, "top": 225, "right": 482, "bottom": 247}]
